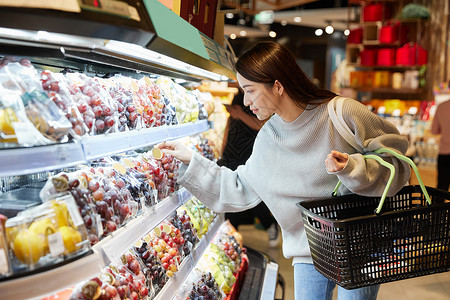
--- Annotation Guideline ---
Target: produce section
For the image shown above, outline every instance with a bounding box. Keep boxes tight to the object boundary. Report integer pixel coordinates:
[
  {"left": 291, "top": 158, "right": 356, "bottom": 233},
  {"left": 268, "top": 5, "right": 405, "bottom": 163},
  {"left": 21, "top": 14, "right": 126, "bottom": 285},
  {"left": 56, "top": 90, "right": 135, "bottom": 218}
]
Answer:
[{"left": 0, "top": 2, "right": 280, "bottom": 299}]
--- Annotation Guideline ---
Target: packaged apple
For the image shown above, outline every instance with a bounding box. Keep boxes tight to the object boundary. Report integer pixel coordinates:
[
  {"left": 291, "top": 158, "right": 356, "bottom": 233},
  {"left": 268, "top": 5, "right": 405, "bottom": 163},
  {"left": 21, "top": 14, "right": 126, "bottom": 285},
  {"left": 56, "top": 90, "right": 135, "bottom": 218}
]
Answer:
[
  {"left": 169, "top": 210, "right": 199, "bottom": 256},
  {"left": 174, "top": 270, "right": 225, "bottom": 300},
  {"left": 39, "top": 70, "right": 88, "bottom": 137},
  {"left": 2, "top": 61, "right": 73, "bottom": 141},
  {"left": 0, "top": 219, "right": 12, "bottom": 277},
  {"left": 65, "top": 72, "right": 118, "bottom": 135},
  {"left": 133, "top": 239, "right": 168, "bottom": 297}
]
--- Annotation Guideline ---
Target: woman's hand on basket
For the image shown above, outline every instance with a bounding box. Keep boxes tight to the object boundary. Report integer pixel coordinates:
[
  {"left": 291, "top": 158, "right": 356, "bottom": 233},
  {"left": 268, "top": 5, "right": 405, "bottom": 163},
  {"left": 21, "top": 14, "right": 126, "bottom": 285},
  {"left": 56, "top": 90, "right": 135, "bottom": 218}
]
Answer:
[
  {"left": 156, "top": 140, "right": 193, "bottom": 165},
  {"left": 325, "top": 150, "right": 349, "bottom": 173}
]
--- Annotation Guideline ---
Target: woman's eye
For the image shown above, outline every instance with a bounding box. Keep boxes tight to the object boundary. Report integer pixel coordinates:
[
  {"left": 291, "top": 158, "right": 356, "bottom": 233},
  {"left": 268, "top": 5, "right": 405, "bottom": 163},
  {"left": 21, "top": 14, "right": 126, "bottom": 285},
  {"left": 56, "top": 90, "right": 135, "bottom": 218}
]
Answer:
[{"left": 245, "top": 90, "right": 253, "bottom": 94}]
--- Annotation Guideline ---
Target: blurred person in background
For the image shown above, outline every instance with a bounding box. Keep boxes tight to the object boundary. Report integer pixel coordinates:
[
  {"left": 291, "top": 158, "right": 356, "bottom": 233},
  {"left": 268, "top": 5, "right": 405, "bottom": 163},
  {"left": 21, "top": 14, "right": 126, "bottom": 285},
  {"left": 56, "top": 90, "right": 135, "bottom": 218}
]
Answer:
[
  {"left": 218, "top": 89, "right": 280, "bottom": 247},
  {"left": 431, "top": 98, "right": 450, "bottom": 191}
]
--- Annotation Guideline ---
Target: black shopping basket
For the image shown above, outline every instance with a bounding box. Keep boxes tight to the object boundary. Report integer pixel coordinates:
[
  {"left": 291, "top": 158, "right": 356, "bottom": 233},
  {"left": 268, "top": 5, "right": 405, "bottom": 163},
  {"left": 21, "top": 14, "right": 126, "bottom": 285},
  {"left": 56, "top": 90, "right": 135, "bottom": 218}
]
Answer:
[{"left": 296, "top": 148, "right": 450, "bottom": 289}]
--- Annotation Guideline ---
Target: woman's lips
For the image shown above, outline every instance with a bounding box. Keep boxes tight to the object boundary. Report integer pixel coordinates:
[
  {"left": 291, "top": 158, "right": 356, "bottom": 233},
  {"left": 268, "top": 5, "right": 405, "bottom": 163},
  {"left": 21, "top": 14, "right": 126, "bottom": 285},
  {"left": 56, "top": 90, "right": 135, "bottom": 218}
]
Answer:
[{"left": 251, "top": 108, "right": 258, "bottom": 113}]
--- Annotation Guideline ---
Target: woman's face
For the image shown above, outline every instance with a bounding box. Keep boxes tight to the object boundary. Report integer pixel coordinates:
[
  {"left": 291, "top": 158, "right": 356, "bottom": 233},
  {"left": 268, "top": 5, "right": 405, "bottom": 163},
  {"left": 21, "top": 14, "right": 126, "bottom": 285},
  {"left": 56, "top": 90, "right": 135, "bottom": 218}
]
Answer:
[{"left": 237, "top": 73, "right": 279, "bottom": 120}]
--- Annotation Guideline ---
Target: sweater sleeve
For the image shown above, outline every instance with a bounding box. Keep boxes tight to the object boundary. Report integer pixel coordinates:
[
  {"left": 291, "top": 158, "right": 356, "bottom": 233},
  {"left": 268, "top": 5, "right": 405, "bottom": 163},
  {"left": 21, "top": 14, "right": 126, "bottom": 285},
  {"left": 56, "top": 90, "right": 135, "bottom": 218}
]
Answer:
[
  {"left": 334, "top": 100, "right": 411, "bottom": 197},
  {"left": 177, "top": 152, "right": 262, "bottom": 212}
]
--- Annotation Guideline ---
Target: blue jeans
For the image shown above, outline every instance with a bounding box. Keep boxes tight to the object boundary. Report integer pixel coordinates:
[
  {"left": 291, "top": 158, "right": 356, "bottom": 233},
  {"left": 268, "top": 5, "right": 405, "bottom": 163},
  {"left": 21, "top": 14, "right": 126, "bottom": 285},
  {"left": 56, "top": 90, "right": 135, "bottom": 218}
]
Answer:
[{"left": 294, "top": 263, "right": 380, "bottom": 300}]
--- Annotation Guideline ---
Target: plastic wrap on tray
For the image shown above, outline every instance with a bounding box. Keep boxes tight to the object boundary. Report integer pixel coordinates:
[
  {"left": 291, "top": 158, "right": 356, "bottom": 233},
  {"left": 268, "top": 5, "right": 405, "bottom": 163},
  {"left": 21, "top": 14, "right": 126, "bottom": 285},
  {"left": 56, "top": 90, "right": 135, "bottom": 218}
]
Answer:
[
  {"left": 70, "top": 251, "right": 149, "bottom": 300},
  {"left": 39, "top": 70, "right": 88, "bottom": 137},
  {"left": 39, "top": 167, "right": 137, "bottom": 245},
  {"left": 4, "top": 194, "right": 90, "bottom": 274},
  {"left": 0, "top": 61, "right": 72, "bottom": 143},
  {"left": 169, "top": 210, "right": 199, "bottom": 256},
  {"left": 107, "top": 75, "right": 144, "bottom": 131},
  {"left": 133, "top": 239, "right": 168, "bottom": 297},
  {"left": 65, "top": 72, "right": 118, "bottom": 135},
  {"left": 144, "top": 221, "right": 185, "bottom": 277},
  {"left": 155, "top": 76, "right": 199, "bottom": 124},
  {"left": 0, "top": 219, "right": 12, "bottom": 277},
  {"left": 174, "top": 270, "right": 225, "bottom": 300}
]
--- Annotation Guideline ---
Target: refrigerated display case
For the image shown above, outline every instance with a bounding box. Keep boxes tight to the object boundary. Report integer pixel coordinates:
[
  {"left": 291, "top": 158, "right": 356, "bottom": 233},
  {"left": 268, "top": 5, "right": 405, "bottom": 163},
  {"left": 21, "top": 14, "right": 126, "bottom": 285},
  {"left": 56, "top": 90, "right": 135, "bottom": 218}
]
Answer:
[{"left": 0, "top": 1, "right": 281, "bottom": 299}]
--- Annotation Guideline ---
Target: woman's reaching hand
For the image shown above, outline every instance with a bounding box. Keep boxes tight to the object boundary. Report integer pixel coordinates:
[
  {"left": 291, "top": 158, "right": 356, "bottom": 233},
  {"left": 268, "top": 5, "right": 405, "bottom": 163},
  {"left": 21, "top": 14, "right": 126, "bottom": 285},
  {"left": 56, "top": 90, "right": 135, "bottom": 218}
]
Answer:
[{"left": 156, "top": 140, "right": 194, "bottom": 165}]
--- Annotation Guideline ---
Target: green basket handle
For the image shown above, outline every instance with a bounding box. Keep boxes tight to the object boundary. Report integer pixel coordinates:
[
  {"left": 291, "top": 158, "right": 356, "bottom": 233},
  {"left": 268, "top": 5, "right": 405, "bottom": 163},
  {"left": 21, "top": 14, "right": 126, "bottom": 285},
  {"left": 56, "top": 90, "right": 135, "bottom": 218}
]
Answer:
[
  {"left": 374, "top": 148, "right": 431, "bottom": 206},
  {"left": 331, "top": 147, "right": 431, "bottom": 214}
]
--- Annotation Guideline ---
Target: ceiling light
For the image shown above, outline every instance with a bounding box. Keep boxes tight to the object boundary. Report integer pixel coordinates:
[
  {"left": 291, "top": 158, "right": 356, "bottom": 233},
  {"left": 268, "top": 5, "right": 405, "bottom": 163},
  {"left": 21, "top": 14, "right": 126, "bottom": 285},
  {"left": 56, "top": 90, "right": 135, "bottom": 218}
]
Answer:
[
  {"left": 315, "top": 29, "right": 323, "bottom": 36},
  {"left": 344, "top": 29, "right": 350, "bottom": 36},
  {"left": 237, "top": 18, "right": 246, "bottom": 26},
  {"left": 226, "top": 12, "right": 234, "bottom": 19},
  {"left": 325, "top": 25, "right": 334, "bottom": 34},
  {"left": 239, "top": 30, "right": 247, "bottom": 36},
  {"left": 230, "top": 33, "right": 236, "bottom": 39},
  {"left": 281, "top": 20, "right": 288, "bottom": 26},
  {"left": 293, "top": 16, "right": 302, "bottom": 23},
  {"left": 269, "top": 31, "right": 277, "bottom": 38}
]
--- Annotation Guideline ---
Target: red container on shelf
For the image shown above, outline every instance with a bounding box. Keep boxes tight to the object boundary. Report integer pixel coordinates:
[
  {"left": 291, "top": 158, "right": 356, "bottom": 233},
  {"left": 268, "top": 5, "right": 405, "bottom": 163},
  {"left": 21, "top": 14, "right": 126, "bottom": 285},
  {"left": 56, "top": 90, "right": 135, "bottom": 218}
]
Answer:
[
  {"left": 348, "top": 28, "right": 363, "bottom": 44},
  {"left": 377, "top": 48, "right": 396, "bottom": 66},
  {"left": 360, "top": 48, "right": 377, "bottom": 66},
  {"left": 396, "top": 43, "right": 428, "bottom": 66},
  {"left": 363, "top": 3, "right": 390, "bottom": 22},
  {"left": 379, "top": 22, "right": 399, "bottom": 43}
]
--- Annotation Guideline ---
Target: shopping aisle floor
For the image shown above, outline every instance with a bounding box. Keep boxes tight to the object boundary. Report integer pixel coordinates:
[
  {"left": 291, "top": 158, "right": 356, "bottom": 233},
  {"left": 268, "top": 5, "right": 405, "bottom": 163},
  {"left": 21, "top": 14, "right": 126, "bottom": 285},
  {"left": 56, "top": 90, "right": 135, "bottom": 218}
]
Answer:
[{"left": 238, "top": 224, "right": 450, "bottom": 300}]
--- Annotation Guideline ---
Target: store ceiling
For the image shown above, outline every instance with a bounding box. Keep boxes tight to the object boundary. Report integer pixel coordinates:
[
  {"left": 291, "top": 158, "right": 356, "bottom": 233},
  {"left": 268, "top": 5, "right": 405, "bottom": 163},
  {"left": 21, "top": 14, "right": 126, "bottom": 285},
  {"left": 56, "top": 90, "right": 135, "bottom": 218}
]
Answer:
[{"left": 222, "top": 0, "right": 351, "bottom": 37}]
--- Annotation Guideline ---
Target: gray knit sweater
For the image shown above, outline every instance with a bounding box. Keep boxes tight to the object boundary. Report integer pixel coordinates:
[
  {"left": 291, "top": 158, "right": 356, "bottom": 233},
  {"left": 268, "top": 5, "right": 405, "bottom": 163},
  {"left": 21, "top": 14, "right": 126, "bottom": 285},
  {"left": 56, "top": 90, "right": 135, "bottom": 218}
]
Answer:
[{"left": 178, "top": 98, "right": 410, "bottom": 264}]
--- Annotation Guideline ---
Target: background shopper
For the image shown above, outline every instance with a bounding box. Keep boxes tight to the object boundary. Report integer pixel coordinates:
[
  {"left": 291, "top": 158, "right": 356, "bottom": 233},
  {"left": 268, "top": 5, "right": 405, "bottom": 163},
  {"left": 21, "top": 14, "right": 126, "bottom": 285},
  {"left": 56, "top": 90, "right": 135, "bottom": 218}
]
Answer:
[
  {"left": 158, "top": 41, "right": 411, "bottom": 300},
  {"left": 431, "top": 99, "right": 450, "bottom": 191},
  {"left": 218, "top": 90, "right": 280, "bottom": 247}
]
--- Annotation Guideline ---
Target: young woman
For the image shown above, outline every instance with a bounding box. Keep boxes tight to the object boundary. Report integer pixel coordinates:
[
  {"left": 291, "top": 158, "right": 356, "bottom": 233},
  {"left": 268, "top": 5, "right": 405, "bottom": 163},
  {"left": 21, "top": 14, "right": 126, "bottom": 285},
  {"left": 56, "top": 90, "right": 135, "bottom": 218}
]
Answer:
[{"left": 158, "top": 41, "right": 411, "bottom": 300}]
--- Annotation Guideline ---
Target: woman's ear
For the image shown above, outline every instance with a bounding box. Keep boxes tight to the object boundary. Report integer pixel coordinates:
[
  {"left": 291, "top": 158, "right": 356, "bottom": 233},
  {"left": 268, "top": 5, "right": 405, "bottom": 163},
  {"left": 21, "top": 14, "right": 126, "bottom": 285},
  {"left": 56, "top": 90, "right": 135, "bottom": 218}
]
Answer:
[{"left": 273, "top": 80, "right": 284, "bottom": 96}]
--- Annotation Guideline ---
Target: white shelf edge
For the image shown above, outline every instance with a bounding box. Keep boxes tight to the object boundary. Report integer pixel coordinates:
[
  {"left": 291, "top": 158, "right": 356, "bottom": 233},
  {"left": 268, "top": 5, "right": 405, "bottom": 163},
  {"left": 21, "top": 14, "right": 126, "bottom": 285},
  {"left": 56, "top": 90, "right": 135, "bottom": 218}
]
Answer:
[
  {"left": 0, "top": 251, "right": 103, "bottom": 300},
  {"left": 0, "top": 142, "right": 85, "bottom": 177},
  {"left": 259, "top": 261, "right": 279, "bottom": 300},
  {"left": 83, "top": 120, "right": 210, "bottom": 161},
  {"left": 155, "top": 214, "right": 224, "bottom": 300},
  {"left": 93, "top": 188, "right": 193, "bottom": 264},
  {"left": 0, "top": 120, "right": 210, "bottom": 177}
]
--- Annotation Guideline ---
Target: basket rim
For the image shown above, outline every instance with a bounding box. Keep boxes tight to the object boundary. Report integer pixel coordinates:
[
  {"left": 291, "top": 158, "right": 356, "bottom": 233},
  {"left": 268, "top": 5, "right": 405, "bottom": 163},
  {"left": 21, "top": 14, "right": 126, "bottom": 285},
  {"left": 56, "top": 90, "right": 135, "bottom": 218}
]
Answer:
[{"left": 296, "top": 185, "right": 450, "bottom": 224}]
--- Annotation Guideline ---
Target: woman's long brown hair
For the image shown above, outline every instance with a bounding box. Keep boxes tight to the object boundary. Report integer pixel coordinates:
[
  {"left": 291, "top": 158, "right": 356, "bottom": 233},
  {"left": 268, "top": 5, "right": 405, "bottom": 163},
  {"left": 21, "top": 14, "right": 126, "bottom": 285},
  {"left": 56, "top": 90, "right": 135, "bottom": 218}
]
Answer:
[{"left": 235, "top": 41, "right": 337, "bottom": 109}]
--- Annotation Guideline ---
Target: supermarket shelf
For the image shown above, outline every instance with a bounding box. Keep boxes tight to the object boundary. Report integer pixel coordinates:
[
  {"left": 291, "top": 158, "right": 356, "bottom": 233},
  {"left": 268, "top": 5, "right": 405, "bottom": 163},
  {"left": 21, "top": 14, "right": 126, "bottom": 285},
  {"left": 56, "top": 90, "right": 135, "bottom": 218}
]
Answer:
[
  {"left": 260, "top": 261, "right": 279, "bottom": 300},
  {"left": 0, "top": 250, "right": 103, "bottom": 299},
  {"left": 154, "top": 214, "right": 224, "bottom": 300},
  {"left": 0, "top": 142, "right": 85, "bottom": 177},
  {"left": 351, "top": 65, "right": 424, "bottom": 71},
  {"left": 93, "top": 188, "right": 194, "bottom": 264},
  {"left": 350, "top": 87, "right": 424, "bottom": 94},
  {"left": 0, "top": 120, "right": 211, "bottom": 177}
]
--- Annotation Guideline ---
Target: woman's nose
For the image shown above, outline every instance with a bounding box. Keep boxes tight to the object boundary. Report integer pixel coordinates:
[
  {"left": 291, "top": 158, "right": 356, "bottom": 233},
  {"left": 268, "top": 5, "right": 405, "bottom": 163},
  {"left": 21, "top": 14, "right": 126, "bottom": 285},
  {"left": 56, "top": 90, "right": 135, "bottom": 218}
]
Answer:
[{"left": 243, "top": 95, "right": 251, "bottom": 107}]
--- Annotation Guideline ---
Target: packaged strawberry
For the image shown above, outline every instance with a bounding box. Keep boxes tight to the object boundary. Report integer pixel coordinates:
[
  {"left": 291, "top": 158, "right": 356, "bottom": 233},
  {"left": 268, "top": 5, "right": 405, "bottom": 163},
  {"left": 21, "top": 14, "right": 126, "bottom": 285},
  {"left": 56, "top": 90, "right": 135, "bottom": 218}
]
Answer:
[
  {"left": 133, "top": 239, "right": 169, "bottom": 297},
  {"left": 65, "top": 72, "right": 118, "bottom": 135},
  {"left": 39, "top": 70, "right": 88, "bottom": 137}
]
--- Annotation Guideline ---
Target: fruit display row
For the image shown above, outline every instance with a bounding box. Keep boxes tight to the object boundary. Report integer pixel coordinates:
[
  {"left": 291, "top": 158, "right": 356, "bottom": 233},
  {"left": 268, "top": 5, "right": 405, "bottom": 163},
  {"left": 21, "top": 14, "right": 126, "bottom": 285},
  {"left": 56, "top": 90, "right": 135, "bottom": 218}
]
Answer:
[
  {"left": 175, "top": 221, "right": 247, "bottom": 300},
  {"left": 69, "top": 200, "right": 220, "bottom": 300},
  {"left": 0, "top": 57, "right": 208, "bottom": 147}
]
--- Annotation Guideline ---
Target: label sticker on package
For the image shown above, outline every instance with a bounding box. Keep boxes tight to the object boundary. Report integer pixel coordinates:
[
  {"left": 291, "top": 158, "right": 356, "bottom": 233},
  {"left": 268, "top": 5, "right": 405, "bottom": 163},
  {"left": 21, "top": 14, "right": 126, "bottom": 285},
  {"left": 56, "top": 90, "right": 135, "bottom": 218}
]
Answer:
[
  {"left": 48, "top": 231, "right": 65, "bottom": 256},
  {"left": 95, "top": 214, "right": 104, "bottom": 237},
  {"left": 0, "top": 249, "right": 9, "bottom": 274},
  {"left": 63, "top": 194, "right": 84, "bottom": 227}
]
